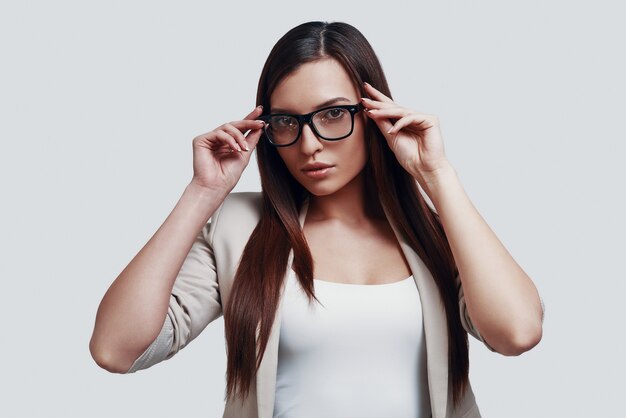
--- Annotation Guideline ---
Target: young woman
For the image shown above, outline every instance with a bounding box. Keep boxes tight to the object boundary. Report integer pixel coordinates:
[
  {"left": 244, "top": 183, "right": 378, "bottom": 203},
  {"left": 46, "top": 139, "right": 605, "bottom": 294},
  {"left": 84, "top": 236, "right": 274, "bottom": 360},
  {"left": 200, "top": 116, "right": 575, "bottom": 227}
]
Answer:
[{"left": 90, "top": 21, "right": 544, "bottom": 418}]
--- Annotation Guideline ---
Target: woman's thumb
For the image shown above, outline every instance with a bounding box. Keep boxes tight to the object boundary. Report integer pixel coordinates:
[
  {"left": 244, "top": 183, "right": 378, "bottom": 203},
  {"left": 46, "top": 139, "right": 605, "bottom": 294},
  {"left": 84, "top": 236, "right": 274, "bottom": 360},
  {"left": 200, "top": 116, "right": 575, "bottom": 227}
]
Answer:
[{"left": 246, "top": 124, "right": 264, "bottom": 150}]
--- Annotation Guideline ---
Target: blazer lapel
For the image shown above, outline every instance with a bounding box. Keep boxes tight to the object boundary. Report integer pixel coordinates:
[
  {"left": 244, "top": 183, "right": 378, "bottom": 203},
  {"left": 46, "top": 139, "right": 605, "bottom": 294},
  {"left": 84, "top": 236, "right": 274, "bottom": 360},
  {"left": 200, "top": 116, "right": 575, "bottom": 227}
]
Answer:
[{"left": 254, "top": 197, "right": 449, "bottom": 418}]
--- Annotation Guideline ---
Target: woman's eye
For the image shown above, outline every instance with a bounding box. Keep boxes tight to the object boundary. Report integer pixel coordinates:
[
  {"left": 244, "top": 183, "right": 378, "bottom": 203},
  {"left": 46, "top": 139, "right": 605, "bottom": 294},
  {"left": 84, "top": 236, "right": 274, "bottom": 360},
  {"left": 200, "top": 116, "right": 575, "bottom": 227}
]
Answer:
[
  {"left": 322, "top": 108, "right": 346, "bottom": 120},
  {"left": 274, "top": 116, "right": 296, "bottom": 128}
]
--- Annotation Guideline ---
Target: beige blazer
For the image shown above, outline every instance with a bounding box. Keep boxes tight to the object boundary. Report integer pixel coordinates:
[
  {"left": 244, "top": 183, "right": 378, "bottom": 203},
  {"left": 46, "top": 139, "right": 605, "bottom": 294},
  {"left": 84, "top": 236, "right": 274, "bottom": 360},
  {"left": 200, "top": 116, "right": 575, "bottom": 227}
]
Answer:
[{"left": 125, "top": 191, "right": 498, "bottom": 418}]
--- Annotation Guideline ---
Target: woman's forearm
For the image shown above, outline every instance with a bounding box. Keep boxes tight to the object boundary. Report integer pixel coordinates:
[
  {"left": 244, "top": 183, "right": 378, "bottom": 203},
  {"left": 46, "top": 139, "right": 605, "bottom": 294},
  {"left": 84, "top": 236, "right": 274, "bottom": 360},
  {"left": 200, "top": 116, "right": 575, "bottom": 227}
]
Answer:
[
  {"left": 89, "top": 181, "right": 228, "bottom": 372},
  {"left": 421, "top": 162, "right": 543, "bottom": 355}
]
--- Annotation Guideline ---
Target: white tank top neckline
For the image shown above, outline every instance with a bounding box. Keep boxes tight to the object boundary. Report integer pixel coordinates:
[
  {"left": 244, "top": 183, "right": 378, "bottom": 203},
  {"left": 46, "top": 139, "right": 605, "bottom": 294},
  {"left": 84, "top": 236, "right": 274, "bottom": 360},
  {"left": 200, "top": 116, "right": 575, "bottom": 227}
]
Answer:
[{"left": 313, "top": 275, "right": 413, "bottom": 286}]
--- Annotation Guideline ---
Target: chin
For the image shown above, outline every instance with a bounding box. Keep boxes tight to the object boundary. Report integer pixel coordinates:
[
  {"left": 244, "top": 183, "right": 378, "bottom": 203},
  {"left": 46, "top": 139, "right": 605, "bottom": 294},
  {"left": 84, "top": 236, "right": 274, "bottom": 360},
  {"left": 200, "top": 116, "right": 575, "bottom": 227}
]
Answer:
[
  {"left": 301, "top": 182, "right": 340, "bottom": 197},
  {"left": 296, "top": 167, "right": 364, "bottom": 197},
  {"left": 299, "top": 175, "right": 356, "bottom": 197}
]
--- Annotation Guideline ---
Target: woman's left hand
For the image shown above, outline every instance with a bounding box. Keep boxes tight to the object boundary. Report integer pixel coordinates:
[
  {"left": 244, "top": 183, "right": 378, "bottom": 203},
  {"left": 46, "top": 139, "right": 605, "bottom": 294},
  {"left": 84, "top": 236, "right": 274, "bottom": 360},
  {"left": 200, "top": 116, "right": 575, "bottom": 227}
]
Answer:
[{"left": 361, "top": 82, "right": 451, "bottom": 182}]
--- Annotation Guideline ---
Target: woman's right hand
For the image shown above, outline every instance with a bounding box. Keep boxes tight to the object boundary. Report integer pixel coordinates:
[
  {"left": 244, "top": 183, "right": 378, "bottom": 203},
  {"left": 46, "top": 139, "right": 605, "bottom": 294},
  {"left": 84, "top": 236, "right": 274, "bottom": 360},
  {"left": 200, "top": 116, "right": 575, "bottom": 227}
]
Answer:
[{"left": 190, "top": 105, "right": 266, "bottom": 193}]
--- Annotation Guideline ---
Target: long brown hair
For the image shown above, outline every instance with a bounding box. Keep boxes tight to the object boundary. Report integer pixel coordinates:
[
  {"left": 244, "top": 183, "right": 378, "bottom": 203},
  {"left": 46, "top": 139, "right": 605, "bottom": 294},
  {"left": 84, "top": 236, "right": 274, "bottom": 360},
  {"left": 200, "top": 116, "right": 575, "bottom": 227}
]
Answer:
[{"left": 223, "top": 20, "right": 469, "bottom": 407}]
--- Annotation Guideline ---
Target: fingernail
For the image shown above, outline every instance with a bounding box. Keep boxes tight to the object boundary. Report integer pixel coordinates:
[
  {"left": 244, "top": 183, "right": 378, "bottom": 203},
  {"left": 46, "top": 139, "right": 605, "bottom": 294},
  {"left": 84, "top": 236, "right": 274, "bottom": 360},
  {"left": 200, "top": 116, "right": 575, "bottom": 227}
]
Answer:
[
  {"left": 363, "top": 81, "right": 369, "bottom": 86},
  {"left": 387, "top": 127, "right": 393, "bottom": 134},
  {"left": 257, "top": 105, "right": 263, "bottom": 110}
]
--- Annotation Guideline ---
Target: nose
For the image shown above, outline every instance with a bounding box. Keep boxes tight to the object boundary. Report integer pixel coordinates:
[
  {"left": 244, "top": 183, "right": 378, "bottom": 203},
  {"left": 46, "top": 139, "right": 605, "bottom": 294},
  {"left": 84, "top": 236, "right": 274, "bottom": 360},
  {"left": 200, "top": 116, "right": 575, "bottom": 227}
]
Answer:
[{"left": 299, "top": 121, "right": 324, "bottom": 155}]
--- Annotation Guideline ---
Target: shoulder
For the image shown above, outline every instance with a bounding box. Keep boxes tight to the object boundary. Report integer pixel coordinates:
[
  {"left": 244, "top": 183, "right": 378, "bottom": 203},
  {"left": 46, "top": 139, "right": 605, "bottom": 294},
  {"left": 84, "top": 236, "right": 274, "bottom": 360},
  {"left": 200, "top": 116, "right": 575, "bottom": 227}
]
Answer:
[
  {"left": 220, "top": 191, "right": 263, "bottom": 219},
  {"left": 209, "top": 191, "right": 263, "bottom": 241}
]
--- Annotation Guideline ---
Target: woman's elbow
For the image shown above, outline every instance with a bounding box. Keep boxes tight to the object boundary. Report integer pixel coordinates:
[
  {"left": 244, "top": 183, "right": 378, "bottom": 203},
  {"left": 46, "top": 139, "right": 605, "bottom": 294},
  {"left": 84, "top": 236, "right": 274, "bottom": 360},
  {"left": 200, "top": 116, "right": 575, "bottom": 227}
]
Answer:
[
  {"left": 89, "top": 338, "right": 134, "bottom": 374},
  {"left": 497, "top": 322, "right": 543, "bottom": 356}
]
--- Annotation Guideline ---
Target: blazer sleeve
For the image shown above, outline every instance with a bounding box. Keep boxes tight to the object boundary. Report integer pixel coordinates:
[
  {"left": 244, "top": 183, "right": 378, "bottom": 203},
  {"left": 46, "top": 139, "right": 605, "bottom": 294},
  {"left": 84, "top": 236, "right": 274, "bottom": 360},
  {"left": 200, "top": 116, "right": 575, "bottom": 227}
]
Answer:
[
  {"left": 456, "top": 272, "right": 545, "bottom": 353},
  {"left": 124, "top": 206, "right": 224, "bottom": 373}
]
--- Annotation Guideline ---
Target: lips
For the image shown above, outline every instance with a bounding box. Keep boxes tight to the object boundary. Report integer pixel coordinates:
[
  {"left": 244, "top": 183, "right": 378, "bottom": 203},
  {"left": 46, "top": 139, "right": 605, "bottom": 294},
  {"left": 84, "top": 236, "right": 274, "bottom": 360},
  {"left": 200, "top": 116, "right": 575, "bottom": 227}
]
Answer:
[{"left": 301, "top": 162, "right": 334, "bottom": 171}]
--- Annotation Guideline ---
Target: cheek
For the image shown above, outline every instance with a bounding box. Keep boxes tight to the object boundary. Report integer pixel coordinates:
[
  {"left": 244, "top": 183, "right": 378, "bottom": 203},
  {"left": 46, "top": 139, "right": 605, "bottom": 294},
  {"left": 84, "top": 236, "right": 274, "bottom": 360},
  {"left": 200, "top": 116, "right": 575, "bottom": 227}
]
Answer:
[{"left": 346, "top": 126, "right": 368, "bottom": 166}]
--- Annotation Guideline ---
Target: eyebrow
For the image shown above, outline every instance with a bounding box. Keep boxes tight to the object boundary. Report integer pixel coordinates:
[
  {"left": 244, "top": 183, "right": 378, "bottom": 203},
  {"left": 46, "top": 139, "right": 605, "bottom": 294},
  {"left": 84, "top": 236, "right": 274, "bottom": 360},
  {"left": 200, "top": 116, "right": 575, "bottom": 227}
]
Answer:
[{"left": 270, "top": 96, "right": 352, "bottom": 114}]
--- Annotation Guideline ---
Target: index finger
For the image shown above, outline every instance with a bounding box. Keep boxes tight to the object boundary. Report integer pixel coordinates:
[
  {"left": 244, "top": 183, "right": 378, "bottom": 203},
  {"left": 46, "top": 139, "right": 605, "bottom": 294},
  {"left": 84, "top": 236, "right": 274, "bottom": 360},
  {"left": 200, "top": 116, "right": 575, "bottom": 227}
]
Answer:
[
  {"left": 230, "top": 119, "right": 266, "bottom": 134},
  {"left": 243, "top": 105, "right": 264, "bottom": 120},
  {"left": 363, "top": 82, "right": 395, "bottom": 104}
]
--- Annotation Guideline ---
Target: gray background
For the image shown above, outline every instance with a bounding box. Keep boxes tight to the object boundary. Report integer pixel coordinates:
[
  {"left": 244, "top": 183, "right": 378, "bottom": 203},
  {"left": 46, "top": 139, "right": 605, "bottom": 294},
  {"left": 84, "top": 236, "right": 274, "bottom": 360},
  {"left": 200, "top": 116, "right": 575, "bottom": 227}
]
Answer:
[{"left": 1, "top": 1, "right": 624, "bottom": 416}]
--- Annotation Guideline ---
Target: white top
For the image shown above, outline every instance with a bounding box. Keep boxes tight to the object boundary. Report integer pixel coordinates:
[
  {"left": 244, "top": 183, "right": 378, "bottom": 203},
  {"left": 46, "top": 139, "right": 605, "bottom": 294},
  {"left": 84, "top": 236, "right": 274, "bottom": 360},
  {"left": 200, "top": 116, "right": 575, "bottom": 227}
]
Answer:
[{"left": 273, "top": 268, "right": 431, "bottom": 418}]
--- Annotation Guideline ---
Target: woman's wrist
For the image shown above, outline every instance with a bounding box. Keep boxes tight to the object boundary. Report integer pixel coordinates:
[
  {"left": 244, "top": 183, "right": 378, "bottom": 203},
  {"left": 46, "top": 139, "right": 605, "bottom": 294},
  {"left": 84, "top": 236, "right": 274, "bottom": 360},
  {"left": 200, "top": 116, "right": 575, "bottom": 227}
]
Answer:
[
  {"left": 416, "top": 161, "right": 459, "bottom": 204},
  {"left": 183, "top": 181, "right": 230, "bottom": 219},
  {"left": 186, "top": 180, "right": 230, "bottom": 201}
]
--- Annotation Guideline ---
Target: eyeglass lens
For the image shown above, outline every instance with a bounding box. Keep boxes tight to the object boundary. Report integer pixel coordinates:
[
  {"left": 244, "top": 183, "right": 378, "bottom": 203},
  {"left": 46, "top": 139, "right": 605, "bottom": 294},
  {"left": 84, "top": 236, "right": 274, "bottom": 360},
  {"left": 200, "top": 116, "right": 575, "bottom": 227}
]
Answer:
[{"left": 266, "top": 107, "right": 353, "bottom": 145}]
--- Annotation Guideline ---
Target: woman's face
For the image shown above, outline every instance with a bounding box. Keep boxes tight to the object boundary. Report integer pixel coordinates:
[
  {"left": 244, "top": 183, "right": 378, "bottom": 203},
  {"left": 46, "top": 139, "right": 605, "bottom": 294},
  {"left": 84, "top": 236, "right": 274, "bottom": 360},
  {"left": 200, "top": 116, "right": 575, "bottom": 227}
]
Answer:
[{"left": 269, "top": 58, "right": 367, "bottom": 197}]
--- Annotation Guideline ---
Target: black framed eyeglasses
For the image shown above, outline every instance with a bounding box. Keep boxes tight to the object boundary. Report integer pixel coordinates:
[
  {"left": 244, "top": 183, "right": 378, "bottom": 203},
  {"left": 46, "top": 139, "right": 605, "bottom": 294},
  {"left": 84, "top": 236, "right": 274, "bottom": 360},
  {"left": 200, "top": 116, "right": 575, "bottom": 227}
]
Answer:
[{"left": 257, "top": 102, "right": 365, "bottom": 147}]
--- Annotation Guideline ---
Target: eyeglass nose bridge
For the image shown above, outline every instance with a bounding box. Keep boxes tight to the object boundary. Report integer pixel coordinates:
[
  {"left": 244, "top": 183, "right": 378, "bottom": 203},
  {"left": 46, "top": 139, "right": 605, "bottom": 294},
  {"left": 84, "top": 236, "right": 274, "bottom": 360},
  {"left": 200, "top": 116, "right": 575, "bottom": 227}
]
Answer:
[{"left": 295, "top": 112, "right": 323, "bottom": 141}]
